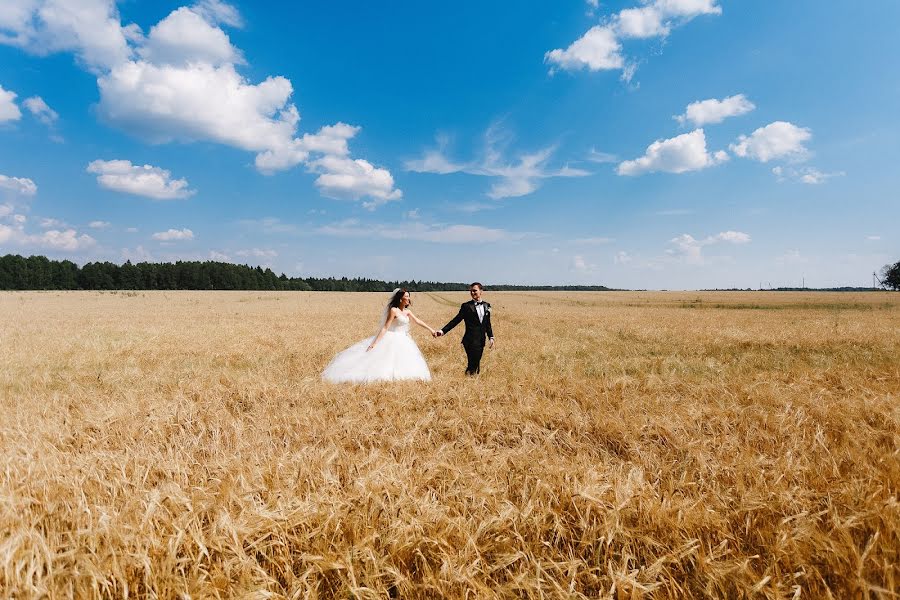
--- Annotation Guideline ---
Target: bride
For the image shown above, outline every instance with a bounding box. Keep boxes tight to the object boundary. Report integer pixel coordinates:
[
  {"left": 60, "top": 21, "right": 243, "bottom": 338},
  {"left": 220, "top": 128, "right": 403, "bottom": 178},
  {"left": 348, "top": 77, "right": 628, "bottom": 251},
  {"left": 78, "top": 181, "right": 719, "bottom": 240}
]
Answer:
[{"left": 322, "top": 288, "right": 437, "bottom": 383}]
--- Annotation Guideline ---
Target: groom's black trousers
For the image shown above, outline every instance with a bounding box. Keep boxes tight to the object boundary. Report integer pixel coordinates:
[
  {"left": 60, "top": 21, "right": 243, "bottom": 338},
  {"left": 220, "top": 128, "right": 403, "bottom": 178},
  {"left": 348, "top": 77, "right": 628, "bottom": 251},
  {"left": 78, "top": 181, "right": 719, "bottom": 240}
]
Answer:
[{"left": 464, "top": 343, "right": 484, "bottom": 375}]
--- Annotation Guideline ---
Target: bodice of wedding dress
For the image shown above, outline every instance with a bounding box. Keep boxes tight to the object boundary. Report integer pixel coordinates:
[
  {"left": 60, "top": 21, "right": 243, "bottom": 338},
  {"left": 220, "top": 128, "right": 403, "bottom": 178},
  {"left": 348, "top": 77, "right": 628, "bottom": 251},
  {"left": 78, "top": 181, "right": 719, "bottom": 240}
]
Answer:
[{"left": 389, "top": 312, "right": 411, "bottom": 334}]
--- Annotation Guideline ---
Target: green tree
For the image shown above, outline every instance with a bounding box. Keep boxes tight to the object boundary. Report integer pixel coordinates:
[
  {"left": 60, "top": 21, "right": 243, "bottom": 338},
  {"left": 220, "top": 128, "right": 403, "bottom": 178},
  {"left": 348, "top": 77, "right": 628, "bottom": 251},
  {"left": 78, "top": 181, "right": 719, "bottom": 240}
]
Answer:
[
  {"left": 119, "top": 260, "right": 142, "bottom": 289},
  {"left": 0, "top": 254, "right": 27, "bottom": 289},
  {"left": 881, "top": 261, "right": 900, "bottom": 290},
  {"left": 51, "top": 259, "right": 79, "bottom": 289}
]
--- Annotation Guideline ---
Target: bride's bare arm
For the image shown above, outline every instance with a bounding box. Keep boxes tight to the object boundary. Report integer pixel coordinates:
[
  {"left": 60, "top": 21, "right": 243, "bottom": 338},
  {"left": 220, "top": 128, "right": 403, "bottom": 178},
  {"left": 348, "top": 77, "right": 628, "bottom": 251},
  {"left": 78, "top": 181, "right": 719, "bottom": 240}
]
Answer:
[
  {"left": 407, "top": 310, "right": 436, "bottom": 335},
  {"left": 368, "top": 308, "right": 397, "bottom": 351}
]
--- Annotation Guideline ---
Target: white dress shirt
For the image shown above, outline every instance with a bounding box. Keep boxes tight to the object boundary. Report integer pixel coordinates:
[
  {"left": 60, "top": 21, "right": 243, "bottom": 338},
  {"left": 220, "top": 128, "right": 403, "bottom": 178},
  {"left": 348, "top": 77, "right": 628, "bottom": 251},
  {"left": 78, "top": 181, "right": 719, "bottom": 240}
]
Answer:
[{"left": 475, "top": 301, "right": 485, "bottom": 322}]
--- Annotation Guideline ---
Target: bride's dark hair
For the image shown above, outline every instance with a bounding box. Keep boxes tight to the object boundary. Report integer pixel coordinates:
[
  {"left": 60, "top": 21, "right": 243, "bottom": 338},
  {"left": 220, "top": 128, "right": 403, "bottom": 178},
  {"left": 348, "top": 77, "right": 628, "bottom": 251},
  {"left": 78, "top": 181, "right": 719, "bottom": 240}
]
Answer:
[{"left": 389, "top": 288, "right": 409, "bottom": 309}]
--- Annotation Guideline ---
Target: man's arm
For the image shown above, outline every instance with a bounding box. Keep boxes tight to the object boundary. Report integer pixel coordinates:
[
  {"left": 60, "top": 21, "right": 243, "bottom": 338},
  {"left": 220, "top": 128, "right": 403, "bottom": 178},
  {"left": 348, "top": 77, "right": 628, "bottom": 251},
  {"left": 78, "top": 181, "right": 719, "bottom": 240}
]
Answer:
[
  {"left": 484, "top": 305, "right": 494, "bottom": 347},
  {"left": 441, "top": 306, "right": 466, "bottom": 334}
]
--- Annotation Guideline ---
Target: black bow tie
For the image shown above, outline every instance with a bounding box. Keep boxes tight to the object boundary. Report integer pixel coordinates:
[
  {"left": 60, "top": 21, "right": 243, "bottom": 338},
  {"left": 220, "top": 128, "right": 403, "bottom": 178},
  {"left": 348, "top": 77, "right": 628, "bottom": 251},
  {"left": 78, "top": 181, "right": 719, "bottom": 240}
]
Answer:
[{"left": 474, "top": 301, "right": 484, "bottom": 305}]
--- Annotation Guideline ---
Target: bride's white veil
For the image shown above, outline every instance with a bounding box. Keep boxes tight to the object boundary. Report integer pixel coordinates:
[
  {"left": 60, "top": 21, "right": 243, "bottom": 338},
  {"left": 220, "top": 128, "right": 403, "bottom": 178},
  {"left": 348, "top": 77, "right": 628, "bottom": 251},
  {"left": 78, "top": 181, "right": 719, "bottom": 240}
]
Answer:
[{"left": 373, "top": 288, "right": 402, "bottom": 338}]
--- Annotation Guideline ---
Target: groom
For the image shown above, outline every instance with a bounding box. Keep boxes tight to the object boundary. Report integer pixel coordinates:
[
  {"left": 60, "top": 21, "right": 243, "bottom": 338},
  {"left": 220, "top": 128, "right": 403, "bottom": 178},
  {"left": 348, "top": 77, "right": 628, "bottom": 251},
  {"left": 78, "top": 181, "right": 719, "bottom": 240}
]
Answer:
[{"left": 435, "top": 282, "right": 494, "bottom": 375}]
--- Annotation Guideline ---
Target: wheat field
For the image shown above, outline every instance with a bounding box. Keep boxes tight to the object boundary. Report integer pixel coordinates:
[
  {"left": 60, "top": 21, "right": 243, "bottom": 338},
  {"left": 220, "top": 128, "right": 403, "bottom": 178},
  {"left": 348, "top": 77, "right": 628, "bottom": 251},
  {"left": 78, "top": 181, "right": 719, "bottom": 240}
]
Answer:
[{"left": 0, "top": 290, "right": 897, "bottom": 598}]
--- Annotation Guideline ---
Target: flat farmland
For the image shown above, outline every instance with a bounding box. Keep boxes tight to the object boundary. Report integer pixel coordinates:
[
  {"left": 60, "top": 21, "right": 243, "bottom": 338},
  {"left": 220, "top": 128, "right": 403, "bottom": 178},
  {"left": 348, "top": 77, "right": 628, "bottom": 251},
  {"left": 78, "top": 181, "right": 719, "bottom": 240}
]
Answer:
[{"left": 1, "top": 291, "right": 898, "bottom": 598}]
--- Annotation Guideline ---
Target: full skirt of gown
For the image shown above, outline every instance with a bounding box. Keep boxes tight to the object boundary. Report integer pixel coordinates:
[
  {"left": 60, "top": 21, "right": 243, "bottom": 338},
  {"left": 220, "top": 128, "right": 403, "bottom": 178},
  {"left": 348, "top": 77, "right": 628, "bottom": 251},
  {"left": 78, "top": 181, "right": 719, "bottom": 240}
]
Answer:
[{"left": 322, "top": 330, "right": 431, "bottom": 383}]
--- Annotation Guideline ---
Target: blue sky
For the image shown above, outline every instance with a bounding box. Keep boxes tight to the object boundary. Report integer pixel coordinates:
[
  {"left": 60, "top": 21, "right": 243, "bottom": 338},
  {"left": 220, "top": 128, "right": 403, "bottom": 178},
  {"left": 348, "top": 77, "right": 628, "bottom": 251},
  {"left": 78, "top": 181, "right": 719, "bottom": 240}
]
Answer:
[{"left": 1, "top": 0, "right": 897, "bottom": 289}]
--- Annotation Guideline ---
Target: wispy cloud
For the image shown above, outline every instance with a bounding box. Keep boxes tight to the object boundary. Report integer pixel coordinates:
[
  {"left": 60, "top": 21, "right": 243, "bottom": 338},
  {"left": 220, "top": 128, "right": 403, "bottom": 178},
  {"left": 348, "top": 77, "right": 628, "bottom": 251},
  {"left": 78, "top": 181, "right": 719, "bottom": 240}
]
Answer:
[
  {"left": 447, "top": 201, "right": 504, "bottom": 214},
  {"left": 653, "top": 208, "right": 694, "bottom": 216},
  {"left": 666, "top": 230, "right": 751, "bottom": 264},
  {"left": 236, "top": 217, "right": 299, "bottom": 234},
  {"left": 572, "top": 236, "right": 615, "bottom": 245},
  {"left": 23, "top": 96, "right": 59, "bottom": 126},
  {"left": 772, "top": 166, "right": 844, "bottom": 185},
  {"left": 317, "top": 219, "right": 532, "bottom": 244},
  {"left": 235, "top": 248, "right": 278, "bottom": 259},
  {"left": 775, "top": 249, "right": 808, "bottom": 266},
  {"left": 39, "top": 218, "right": 69, "bottom": 229},
  {"left": 406, "top": 125, "right": 589, "bottom": 199},
  {"left": 587, "top": 148, "right": 618, "bottom": 163}
]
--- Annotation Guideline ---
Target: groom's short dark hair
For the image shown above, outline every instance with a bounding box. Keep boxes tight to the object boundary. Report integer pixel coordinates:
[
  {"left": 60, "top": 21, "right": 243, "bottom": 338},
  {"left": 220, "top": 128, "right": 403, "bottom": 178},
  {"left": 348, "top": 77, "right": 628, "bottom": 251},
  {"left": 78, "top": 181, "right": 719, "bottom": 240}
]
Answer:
[{"left": 470, "top": 282, "right": 483, "bottom": 290}]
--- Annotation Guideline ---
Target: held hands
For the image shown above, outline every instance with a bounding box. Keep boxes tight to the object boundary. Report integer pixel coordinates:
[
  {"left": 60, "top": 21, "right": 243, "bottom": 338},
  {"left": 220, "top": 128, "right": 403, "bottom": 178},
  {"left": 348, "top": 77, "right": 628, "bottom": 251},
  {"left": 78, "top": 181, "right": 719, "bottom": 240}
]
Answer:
[{"left": 432, "top": 330, "right": 443, "bottom": 338}]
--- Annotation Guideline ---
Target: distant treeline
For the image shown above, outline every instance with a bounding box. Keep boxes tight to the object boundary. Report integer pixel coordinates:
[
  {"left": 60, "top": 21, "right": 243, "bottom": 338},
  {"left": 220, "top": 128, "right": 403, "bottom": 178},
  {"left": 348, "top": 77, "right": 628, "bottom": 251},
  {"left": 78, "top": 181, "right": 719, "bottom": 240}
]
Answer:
[{"left": 0, "top": 254, "right": 614, "bottom": 292}]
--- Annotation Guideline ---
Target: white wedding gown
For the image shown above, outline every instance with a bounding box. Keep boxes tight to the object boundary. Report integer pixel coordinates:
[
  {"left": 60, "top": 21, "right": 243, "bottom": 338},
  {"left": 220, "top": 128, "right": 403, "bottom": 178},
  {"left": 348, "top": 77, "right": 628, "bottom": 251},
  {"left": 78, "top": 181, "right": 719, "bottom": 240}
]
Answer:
[{"left": 322, "top": 312, "right": 431, "bottom": 383}]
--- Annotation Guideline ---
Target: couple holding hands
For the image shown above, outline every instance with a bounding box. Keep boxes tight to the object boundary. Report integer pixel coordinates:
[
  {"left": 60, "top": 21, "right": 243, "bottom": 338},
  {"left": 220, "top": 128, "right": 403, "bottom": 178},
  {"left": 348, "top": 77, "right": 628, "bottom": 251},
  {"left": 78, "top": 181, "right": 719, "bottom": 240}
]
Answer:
[{"left": 322, "top": 283, "right": 494, "bottom": 383}]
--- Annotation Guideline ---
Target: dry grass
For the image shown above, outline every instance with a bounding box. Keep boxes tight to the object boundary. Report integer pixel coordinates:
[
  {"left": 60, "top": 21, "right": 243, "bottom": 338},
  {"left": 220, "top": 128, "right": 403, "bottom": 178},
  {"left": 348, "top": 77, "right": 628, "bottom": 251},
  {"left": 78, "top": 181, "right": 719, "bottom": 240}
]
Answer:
[{"left": 1, "top": 290, "right": 898, "bottom": 598}]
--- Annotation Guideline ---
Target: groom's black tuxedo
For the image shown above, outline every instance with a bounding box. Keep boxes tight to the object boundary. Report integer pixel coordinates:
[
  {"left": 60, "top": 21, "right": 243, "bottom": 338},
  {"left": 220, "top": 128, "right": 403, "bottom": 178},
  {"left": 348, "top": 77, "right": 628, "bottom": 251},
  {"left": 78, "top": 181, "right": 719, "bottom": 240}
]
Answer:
[{"left": 441, "top": 300, "right": 494, "bottom": 375}]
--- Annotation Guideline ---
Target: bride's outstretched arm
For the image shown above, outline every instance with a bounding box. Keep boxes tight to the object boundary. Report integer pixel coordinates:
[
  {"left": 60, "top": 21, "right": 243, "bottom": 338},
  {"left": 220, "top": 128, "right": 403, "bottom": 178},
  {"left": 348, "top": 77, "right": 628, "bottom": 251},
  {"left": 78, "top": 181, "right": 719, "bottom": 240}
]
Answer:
[
  {"left": 367, "top": 309, "right": 397, "bottom": 351},
  {"left": 407, "top": 311, "right": 436, "bottom": 335}
]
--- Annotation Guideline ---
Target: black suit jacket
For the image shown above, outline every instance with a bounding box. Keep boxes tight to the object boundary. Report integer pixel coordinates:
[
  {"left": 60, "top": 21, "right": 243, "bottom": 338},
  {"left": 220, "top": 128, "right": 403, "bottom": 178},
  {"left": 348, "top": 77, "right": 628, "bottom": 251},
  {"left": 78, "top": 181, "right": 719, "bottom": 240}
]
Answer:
[{"left": 441, "top": 300, "right": 493, "bottom": 348}]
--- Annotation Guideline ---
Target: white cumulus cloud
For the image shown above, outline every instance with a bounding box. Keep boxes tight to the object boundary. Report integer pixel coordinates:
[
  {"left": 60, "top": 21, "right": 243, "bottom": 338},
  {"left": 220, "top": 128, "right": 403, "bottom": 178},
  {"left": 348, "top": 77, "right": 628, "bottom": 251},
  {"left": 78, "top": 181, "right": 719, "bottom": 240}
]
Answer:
[
  {"left": 546, "top": 0, "right": 721, "bottom": 75},
  {"left": 655, "top": 0, "right": 722, "bottom": 18},
  {"left": 545, "top": 25, "right": 624, "bottom": 72},
  {"left": 36, "top": 228, "right": 96, "bottom": 250},
  {"left": 0, "top": 84, "right": 22, "bottom": 122},
  {"left": 0, "top": 221, "right": 95, "bottom": 251},
  {"left": 3, "top": 1, "right": 400, "bottom": 206},
  {"left": 98, "top": 61, "right": 298, "bottom": 156},
  {"left": 675, "top": 94, "right": 755, "bottom": 126},
  {"left": 88, "top": 220, "right": 111, "bottom": 229},
  {"left": 152, "top": 228, "right": 194, "bottom": 241},
  {"left": 730, "top": 121, "right": 811, "bottom": 163},
  {"left": 0, "top": 174, "right": 37, "bottom": 196},
  {"left": 309, "top": 155, "right": 402, "bottom": 209},
  {"left": 87, "top": 159, "right": 195, "bottom": 200},
  {"left": 616, "top": 7, "right": 668, "bottom": 39},
  {"left": 618, "top": 129, "right": 728, "bottom": 176},
  {"left": 138, "top": 6, "right": 242, "bottom": 66},
  {"left": 121, "top": 245, "right": 154, "bottom": 262},
  {"left": 0, "top": 176, "right": 96, "bottom": 251},
  {"left": 0, "top": 0, "right": 139, "bottom": 73}
]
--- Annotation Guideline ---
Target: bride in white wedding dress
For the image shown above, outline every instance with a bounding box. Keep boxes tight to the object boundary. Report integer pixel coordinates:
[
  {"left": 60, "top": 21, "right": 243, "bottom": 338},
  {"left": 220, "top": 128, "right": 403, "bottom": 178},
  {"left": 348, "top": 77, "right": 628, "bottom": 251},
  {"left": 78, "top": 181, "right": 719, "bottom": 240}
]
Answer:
[{"left": 322, "top": 288, "right": 437, "bottom": 383}]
